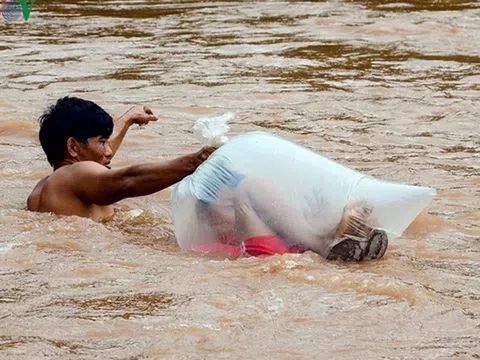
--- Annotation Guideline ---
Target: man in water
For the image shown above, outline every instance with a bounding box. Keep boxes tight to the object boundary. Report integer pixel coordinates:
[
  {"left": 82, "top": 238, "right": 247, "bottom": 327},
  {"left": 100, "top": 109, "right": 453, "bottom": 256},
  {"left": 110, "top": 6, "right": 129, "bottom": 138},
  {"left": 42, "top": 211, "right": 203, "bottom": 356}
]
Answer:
[{"left": 28, "top": 96, "right": 215, "bottom": 221}]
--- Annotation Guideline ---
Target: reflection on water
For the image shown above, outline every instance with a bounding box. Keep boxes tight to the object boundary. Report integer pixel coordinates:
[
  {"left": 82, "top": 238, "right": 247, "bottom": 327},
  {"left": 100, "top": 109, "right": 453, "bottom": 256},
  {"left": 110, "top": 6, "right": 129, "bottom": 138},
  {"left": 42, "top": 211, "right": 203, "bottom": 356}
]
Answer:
[{"left": 1, "top": 0, "right": 479, "bottom": 359}]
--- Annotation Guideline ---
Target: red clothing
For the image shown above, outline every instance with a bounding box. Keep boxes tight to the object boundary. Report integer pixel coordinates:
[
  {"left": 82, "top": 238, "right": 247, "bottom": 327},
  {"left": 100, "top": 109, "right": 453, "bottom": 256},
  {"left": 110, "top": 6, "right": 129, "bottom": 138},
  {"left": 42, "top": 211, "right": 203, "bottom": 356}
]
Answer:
[{"left": 193, "top": 235, "right": 300, "bottom": 257}]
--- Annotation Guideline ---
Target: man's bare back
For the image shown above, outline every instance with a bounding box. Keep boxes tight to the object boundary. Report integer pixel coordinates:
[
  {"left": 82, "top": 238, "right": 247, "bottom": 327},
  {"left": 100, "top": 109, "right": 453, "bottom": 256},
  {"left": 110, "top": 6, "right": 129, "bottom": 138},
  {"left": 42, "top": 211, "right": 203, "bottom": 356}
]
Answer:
[{"left": 28, "top": 97, "right": 214, "bottom": 221}]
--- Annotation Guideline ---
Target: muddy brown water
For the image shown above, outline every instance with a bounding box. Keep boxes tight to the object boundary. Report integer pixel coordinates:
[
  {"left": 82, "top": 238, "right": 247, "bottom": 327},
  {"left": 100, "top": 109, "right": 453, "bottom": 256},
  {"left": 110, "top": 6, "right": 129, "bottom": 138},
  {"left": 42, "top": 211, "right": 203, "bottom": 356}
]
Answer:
[{"left": 0, "top": 1, "right": 479, "bottom": 359}]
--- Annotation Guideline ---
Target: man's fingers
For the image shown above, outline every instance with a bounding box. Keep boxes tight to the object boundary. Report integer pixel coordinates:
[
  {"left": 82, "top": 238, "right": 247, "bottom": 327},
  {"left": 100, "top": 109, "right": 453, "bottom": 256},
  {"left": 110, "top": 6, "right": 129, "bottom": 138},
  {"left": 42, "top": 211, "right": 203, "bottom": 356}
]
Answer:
[
  {"left": 142, "top": 106, "right": 158, "bottom": 122},
  {"left": 143, "top": 105, "right": 153, "bottom": 115},
  {"left": 199, "top": 146, "right": 215, "bottom": 160},
  {"left": 192, "top": 146, "right": 216, "bottom": 169},
  {"left": 203, "top": 146, "right": 216, "bottom": 158}
]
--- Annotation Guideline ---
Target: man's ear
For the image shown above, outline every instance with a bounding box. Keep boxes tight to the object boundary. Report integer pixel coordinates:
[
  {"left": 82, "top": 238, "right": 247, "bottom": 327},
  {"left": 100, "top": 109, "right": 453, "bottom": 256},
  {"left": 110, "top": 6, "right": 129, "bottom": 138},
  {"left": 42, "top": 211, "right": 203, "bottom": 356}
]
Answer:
[{"left": 66, "top": 137, "right": 80, "bottom": 159}]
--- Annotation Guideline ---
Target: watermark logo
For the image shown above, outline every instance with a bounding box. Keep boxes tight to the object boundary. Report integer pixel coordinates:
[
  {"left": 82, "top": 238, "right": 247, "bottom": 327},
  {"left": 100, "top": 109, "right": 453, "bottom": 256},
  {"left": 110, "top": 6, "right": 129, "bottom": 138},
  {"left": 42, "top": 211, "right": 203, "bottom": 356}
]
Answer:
[{"left": 1, "top": 0, "right": 35, "bottom": 22}]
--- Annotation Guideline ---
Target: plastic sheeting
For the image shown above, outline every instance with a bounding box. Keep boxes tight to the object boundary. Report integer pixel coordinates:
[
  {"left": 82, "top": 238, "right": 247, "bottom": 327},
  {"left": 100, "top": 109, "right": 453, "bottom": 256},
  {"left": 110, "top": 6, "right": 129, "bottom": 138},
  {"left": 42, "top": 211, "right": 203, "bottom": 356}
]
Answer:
[
  {"left": 193, "top": 112, "right": 234, "bottom": 148},
  {"left": 172, "top": 131, "right": 436, "bottom": 259}
]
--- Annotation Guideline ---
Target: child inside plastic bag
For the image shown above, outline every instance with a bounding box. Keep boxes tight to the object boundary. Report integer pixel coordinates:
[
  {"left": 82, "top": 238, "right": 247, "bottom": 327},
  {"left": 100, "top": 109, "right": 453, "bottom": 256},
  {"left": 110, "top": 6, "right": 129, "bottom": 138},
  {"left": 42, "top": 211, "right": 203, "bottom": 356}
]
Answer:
[
  {"left": 172, "top": 131, "right": 435, "bottom": 262},
  {"left": 192, "top": 168, "right": 388, "bottom": 261}
]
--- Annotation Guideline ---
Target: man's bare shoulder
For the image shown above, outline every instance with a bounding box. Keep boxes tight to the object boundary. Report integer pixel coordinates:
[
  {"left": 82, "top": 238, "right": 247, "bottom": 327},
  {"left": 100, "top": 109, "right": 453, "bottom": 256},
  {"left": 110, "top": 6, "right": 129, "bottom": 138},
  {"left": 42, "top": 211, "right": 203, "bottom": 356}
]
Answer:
[
  {"left": 48, "top": 162, "right": 110, "bottom": 191},
  {"left": 60, "top": 161, "right": 108, "bottom": 174},
  {"left": 62, "top": 160, "right": 108, "bottom": 178},
  {"left": 27, "top": 162, "right": 108, "bottom": 211}
]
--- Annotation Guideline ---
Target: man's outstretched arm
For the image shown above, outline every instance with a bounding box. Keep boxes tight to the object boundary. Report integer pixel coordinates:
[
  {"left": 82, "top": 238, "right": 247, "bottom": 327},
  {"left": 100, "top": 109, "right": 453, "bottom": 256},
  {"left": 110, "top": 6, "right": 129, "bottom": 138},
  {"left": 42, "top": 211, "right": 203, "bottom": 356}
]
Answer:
[
  {"left": 70, "top": 147, "right": 215, "bottom": 206},
  {"left": 109, "top": 105, "right": 158, "bottom": 157}
]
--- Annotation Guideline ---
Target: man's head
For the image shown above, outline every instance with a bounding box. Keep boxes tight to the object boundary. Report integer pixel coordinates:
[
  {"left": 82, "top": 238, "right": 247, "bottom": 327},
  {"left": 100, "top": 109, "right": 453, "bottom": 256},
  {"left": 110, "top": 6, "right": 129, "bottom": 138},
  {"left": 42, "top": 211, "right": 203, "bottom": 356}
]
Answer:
[
  {"left": 198, "top": 189, "right": 236, "bottom": 234},
  {"left": 196, "top": 168, "right": 245, "bottom": 242},
  {"left": 39, "top": 96, "right": 114, "bottom": 168}
]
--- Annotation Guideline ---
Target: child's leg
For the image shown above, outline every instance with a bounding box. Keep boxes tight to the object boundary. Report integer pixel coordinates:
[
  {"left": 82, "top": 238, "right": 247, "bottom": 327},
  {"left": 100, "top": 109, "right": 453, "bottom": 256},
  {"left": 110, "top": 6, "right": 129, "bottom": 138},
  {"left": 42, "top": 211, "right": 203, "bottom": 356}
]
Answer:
[
  {"left": 232, "top": 188, "right": 275, "bottom": 243},
  {"left": 233, "top": 189, "right": 295, "bottom": 257},
  {"left": 234, "top": 179, "right": 332, "bottom": 257},
  {"left": 235, "top": 180, "right": 387, "bottom": 261}
]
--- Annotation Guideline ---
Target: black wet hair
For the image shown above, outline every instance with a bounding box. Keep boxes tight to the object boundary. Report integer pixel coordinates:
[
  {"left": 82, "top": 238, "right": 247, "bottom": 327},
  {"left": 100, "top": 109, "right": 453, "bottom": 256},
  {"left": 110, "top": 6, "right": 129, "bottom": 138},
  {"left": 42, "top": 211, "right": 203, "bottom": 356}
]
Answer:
[
  {"left": 196, "top": 167, "right": 245, "bottom": 218},
  {"left": 38, "top": 96, "right": 114, "bottom": 166}
]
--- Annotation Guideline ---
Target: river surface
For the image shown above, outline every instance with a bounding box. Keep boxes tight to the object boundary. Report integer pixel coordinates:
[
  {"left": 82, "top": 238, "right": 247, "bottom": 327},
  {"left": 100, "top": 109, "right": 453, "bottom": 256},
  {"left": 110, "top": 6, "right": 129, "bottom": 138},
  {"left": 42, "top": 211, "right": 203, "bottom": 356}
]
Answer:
[{"left": 0, "top": 1, "right": 479, "bottom": 359}]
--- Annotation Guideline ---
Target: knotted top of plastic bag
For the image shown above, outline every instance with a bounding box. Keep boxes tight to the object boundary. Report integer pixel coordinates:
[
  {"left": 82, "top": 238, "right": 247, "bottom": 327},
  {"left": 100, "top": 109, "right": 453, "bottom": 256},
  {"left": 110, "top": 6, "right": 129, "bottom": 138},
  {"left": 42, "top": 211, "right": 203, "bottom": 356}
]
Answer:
[{"left": 193, "top": 112, "right": 235, "bottom": 147}]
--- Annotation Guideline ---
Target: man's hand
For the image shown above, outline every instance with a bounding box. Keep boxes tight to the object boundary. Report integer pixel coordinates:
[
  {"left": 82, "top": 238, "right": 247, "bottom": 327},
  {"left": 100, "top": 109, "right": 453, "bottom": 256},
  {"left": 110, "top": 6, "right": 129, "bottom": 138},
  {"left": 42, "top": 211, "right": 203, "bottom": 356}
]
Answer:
[
  {"left": 190, "top": 146, "right": 216, "bottom": 169},
  {"left": 185, "top": 146, "right": 216, "bottom": 172},
  {"left": 109, "top": 105, "right": 159, "bottom": 158},
  {"left": 126, "top": 105, "right": 158, "bottom": 126}
]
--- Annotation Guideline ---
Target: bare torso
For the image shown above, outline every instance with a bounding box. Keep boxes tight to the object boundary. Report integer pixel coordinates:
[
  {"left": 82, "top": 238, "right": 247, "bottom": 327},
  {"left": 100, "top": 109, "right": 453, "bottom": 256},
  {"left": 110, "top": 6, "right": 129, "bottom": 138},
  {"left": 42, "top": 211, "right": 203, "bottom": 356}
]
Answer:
[{"left": 27, "top": 165, "right": 114, "bottom": 221}]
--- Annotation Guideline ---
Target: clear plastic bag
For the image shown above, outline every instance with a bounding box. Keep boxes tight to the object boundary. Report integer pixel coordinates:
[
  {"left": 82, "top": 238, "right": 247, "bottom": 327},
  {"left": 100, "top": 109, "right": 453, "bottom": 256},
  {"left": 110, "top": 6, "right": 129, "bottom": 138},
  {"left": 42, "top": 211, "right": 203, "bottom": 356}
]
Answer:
[
  {"left": 172, "top": 132, "right": 436, "bottom": 260},
  {"left": 193, "top": 112, "right": 234, "bottom": 147}
]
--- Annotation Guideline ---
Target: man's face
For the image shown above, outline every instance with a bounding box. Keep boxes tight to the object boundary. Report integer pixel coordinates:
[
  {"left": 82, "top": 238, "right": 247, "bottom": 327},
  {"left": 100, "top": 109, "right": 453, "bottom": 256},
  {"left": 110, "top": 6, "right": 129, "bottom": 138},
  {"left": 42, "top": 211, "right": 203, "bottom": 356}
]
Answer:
[{"left": 77, "top": 136, "right": 113, "bottom": 168}]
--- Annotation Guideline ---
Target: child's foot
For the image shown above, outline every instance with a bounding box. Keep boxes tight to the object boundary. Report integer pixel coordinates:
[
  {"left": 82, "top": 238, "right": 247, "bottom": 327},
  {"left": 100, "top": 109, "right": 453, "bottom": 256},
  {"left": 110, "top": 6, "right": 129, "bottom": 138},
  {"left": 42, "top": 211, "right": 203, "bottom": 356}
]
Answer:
[
  {"left": 334, "top": 200, "right": 374, "bottom": 240},
  {"left": 328, "top": 200, "right": 388, "bottom": 261},
  {"left": 327, "top": 229, "right": 388, "bottom": 261}
]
